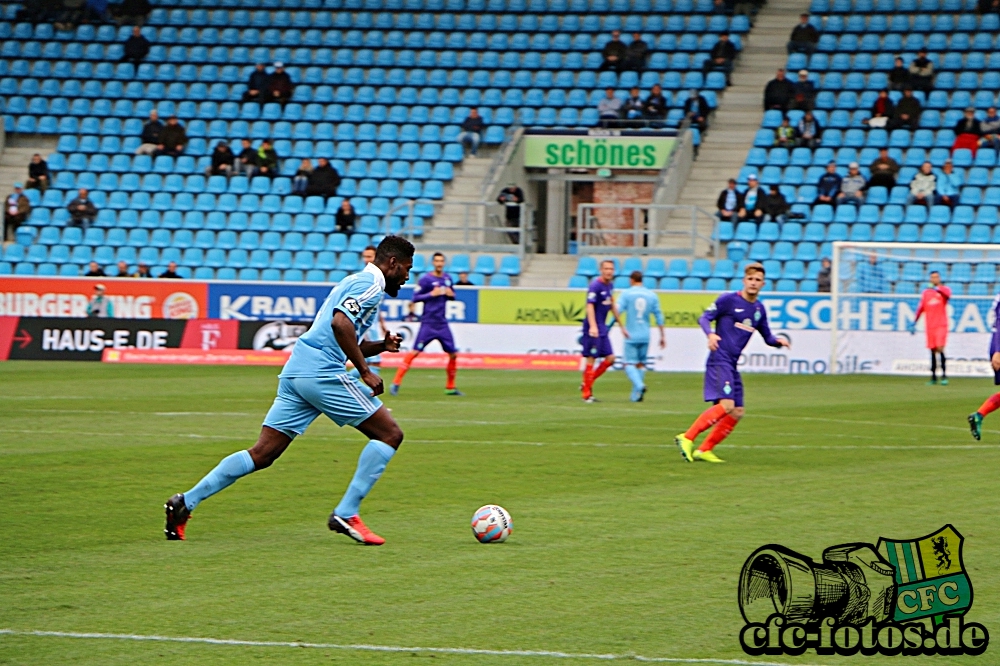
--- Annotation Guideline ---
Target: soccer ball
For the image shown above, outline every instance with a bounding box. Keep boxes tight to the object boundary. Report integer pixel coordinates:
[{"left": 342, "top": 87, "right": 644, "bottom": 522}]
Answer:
[{"left": 471, "top": 505, "right": 512, "bottom": 543}]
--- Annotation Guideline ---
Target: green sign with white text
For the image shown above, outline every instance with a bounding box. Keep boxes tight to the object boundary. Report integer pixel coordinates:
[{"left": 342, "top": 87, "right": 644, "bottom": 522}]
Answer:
[{"left": 523, "top": 136, "right": 676, "bottom": 169}]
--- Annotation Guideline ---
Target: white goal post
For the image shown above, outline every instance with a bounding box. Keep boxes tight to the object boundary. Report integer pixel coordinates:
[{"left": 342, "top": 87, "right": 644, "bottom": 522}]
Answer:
[{"left": 829, "top": 241, "right": 999, "bottom": 376}]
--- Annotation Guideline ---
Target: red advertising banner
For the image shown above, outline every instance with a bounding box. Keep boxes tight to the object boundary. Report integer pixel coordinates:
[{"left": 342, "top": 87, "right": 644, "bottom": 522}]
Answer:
[
  {"left": 180, "top": 319, "right": 240, "bottom": 350},
  {"left": 100, "top": 348, "right": 582, "bottom": 370},
  {"left": 102, "top": 348, "right": 290, "bottom": 365},
  {"left": 0, "top": 277, "right": 207, "bottom": 319}
]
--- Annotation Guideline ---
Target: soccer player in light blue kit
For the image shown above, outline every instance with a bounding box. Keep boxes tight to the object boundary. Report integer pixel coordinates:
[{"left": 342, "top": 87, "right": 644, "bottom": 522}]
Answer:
[
  {"left": 164, "top": 236, "right": 415, "bottom": 546},
  {"left": 618, "top": 270, "right": 666, "bottom": 402},
  {"left": 351, "top": 245, "right": 387, "bottom": 379}
]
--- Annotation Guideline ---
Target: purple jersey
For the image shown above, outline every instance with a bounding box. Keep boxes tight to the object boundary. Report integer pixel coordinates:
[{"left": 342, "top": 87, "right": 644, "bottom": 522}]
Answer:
[
  {"left": 583, "top": 278, "right": 614, "bottom": 336},
  {"left": 990, "top": 293, "right": 1000, "bottom": 357},
  {"left": 414, "top": 272, "right": 454, "bottom": 326},
  {"left": 698, "top": 291, "right": 781, "bottom": 366}
]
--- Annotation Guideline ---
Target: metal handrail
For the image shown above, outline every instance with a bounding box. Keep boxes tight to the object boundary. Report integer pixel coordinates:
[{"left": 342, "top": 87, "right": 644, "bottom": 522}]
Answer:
[{"left": 383, "top": 199, "right": 533, "bottom": 258}]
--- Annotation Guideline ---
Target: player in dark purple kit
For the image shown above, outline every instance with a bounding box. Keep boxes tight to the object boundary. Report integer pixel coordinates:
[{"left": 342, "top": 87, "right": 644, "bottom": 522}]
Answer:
[
  {"left": 580, "top": 259, "right": 627, "bottom": 402},
  {"left": 675, "top": 263, "right": 789, "bottom": 463},
  {"left": 390, "top": 252, "right": 463, "bottom": 396}
]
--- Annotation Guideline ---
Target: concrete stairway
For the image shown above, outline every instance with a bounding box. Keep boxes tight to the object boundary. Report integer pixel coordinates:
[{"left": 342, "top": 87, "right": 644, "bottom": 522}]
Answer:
[
  {"left": 516, "top": 254, "right": 581, "bottom": 288},
  {"left": 668, "top": 0, "right": 812, "bottom": 256},
  {"left": 0, "top": 135, "right": 57, "bottom": 203},
  {"left": 420, "top": 151, "right": 494, "bottom": 247}
]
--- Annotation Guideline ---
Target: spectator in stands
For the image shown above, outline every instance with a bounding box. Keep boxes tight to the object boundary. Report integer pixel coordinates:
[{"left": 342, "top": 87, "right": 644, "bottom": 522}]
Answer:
[
  {"left": 762, "top": 185, "right": 790, "bottom": 223},
  {"left": 26, "top": 153, "right": 50, "bottom": 192},
  {"left": 624, "top": 32, "right": 649, "bottom": 71},
  {"left": 857, "top": 254, "right": 886, "bottom": 293},
  {"left": 457, "top": 108, "right": 485, "bottom": 156},
  {"left": 791, "top": 69, "right": 816, "bottom": 110},
  {"left": 87, "top": 284, "right": 113, "bottom": 318},
  {"left": 683, "top": 89, "right": 711, "bottom": 131},
  {"left": 265, "top": 62, "right": 294, "bottom": 105},
  {"left": 207, "top": 141, "right": 235, "bottom": 177},
  {"left": 888, "top": 56, "right": 910, "bottom": 91},
  {"left": 497, "top": 183, "right": 525, "bottom": 242},
  {"left": 889, "top": 88, "right": 922, "bottom": 131},
  {"left": 116, "top": 260, "right": 130, "bottom": 277},
  {"left": 868, "top": 147, "right": 901, "bottom": 189},
  {"left": 954, "top": 106, "right": 982, "bottom": 138},
  {"left": 111, "top": 0, "right": 151, "bottom": 24},
  {"left": 763, "top": 68, "right": 796, "bottom": 112},
  {"left": 255, "top": 139, "right": 279, "bottom": 178},
  {"left": 83, "top": 0, "right": 111, "bottom": 23},
  {"left": 456, "top": 273, "right": 474, "bottom": 286},
  {"left": 909, "top": 161, "right": 937, "bottom": 208},
  {"left": 979, "top": 0, "right": 1000, "bottom": 12},
  {"left": 160, "top": 261, "right": 182, "bottom": 279},
  {"left": 67, "top": 188, "right": 97, "bottom": 230},
  {"left": 953, "top": 107, "right": 982, "bottom": 155},
  {"left": 85, "top": 261, "right": 106, "bottom": 277},
  {"left": 717, "top": 179, "right": 743, "bottom": 222},
  {"left": 132, "top": 263, "right": 152, "bottom": 278},
  {"left": 702, "top": 33, "right": 737, "bottom": 84},
  {"left": 774, "top": 117, "right": 796, "bottom": 146},
  {"left": 135, "top": 109, "right": 163, "bottom": 156},
  {"left": 598, "top": 88, "right": 623, "bottom": 128},
  {"left": 600, "top": 30, "right": 627, "bottom": 72},
  {"left": 121, "top": 26, "right": 149, "bottom": 64},
  {"left": 234, "top": 138, "right": 257, "bottom": 176},
  {"left": 980, "top": 106, "right": 1000, "bottom": 150},
  {"left": 644, "top": 84, "right": 669, "bottom": 124},
  {"left": 155, "top": 115, "right": 188, "bottom": 158},
  {"left": 787, "top": 14, "right": 819, "bottom": 55},
  {"left": 242, "top": 63, "right": 270, "bottom": 103},
  {"left": 713, "top": 0, "right": 734, "bottom": 14},
  {"left": 292, "top": 158, "right": 312, "bottom": 195},
  {"left": 908, "top": 50, "right": 934, "bottom": 92},
  {"left": 838, "top": 162, "right": 866, "bottom": 205},
  {"left": 4, "top": 184, "right": 30, "bottom": 242},
  {"left": 796, "top": 110, "right": 821, "bottom": 147},
  {"left": 739, "top": 174, "right": 765, "bottom": 222},
  {"left": 621, "top": 87, "right": 646, "bottom": 124},
  {"left": 335, "top": 200, "right": 357, "bottom": 234},
  {"left": 865, "top": 89, "right": 894, "bottom": 127},
  {"left": 307, "top": 157, "right": 341, "bottom": 198},
  {"left": 816, "top": 162, "right": 842, "bottom": 205},
  {"left": 816, "top": 257, "right": 831, "bottom": 292},
  {"left": 935, "top": 159, "right": 961, "bottom": 208}
]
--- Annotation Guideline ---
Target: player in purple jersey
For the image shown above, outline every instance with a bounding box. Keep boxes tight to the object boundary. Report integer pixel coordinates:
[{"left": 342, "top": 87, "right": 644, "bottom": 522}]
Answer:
[
  {"left": 967, "top": 292, "right": 1000, "bottom": 440},
  {"left": 674, "top": 263, "right": 789, "bottom": 463},
  {"left": 580, "top": 259, "right": 627, "bottom": 402},
  {"left": 390, "top": 252, "right": 463, "bottom": 396}
]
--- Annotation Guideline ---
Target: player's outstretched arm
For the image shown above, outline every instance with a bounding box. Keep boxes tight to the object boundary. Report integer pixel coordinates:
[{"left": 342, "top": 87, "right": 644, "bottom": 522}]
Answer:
[
  {"left": 333, "top": 311, "right": 384, "bottom": 395},
  {"left": 360, "top": 333, "right": 401, "bottom": 357},
  {"left": 755, "top": 309, "right": 790, "bottom": 349}
]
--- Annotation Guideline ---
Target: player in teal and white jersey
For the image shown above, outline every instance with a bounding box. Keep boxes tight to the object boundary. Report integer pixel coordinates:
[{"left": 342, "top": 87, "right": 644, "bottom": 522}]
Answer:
[{"left": 617, "top": 271, "right": 665, "bottom": 402}]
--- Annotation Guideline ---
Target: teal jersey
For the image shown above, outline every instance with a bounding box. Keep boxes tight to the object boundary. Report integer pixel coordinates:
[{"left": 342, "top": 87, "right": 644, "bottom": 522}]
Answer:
[
  {"left": 280, "top": 263, "right": 385, "bottom": 377},
  {"left": 618, "top": 286, "right": 663, "bottom": 343}
]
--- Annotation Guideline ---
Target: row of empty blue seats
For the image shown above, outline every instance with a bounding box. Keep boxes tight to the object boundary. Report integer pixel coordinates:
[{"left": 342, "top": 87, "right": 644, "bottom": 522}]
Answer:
[
  {"left": 802, "top": 33, "right": 1000, "bottom": 54},
  {"left": 720, "top": 218, "right": 1000, "bottom": 242},
  {"left": 0, "top": 261, "right": 518, "bottom": 283},
  {"left": 751, "top": 147, "right": 999, "bottom": 169},
  {"left": 809, "top": 0, "right": 975, "bottom": 12},
  {"left": 755, "top": 129, "right": 970, "bottom": 151},
  {"left": 804, "top": 12, "right": 999, "bottom": 32}
]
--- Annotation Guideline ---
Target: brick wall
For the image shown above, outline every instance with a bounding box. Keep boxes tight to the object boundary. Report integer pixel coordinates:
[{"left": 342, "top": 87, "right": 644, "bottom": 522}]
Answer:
[{"left": 591, "top": 181, "right": 655, "bottom": 247}]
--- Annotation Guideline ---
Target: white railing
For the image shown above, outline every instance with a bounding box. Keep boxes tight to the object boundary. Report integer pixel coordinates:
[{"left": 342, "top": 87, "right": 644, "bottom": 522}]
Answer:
[{"left": 384, "top": 199, "right": 533, "bottom": 258}]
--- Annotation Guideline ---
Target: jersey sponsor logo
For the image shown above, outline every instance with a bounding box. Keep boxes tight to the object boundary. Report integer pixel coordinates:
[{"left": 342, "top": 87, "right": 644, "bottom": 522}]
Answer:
[
  {"left": 342, "top": 297, "right": 361, "bottom": 315},
  {"left": 736, "top": 319, "right": 755, "bottom": 332},
  {"left": 738, "top": 525, "right": 987, "bottom": 657}
]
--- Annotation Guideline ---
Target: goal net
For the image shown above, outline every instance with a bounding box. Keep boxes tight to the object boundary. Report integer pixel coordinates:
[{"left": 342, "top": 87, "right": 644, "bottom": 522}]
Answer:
[{"left": 830, "top": 241, "right": 998, "bottom": 376}]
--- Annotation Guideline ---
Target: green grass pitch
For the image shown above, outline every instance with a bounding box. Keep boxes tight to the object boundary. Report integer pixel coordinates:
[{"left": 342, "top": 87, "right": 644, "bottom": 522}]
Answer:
[{"left": 1, "top": 361, "right": 997, "bottom": 665}]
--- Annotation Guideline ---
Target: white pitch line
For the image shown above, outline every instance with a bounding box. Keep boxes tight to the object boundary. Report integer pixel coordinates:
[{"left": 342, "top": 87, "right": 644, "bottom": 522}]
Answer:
[
  {"left": 404, "top": 439, "right": 1000, "bottom": 451},
  {"left": 0, "top": 629, "right": 831, "bottom": 666}
]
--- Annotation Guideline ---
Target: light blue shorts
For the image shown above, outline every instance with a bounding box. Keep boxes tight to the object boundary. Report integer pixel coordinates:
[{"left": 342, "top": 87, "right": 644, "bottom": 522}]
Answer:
[
  {"left": 623, "top": 341, "right": 649, "bottom": 365},
  {"left": 263, "top": 375, "right": 383, "bottom": 437}
]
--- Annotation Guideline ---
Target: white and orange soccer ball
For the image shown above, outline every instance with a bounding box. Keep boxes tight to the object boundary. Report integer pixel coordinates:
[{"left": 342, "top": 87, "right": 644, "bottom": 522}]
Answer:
[{"left": 471, "top": 505, "right": 512, "bottom": 543}]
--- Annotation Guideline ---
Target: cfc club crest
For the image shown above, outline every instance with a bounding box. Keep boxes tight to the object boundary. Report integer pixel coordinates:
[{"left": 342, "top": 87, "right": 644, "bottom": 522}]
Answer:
[{"left": 877, "top": 524, "right": 973, "bottom": 624}]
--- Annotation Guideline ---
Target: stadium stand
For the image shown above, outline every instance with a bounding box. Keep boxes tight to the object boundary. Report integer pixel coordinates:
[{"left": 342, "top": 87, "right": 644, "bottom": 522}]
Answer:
[
  {"left": 0, "top": 0, "right": 749, "bottom": 283},
  {"left": 682, "top": 0, "right": 1000, "bottom": 294}
]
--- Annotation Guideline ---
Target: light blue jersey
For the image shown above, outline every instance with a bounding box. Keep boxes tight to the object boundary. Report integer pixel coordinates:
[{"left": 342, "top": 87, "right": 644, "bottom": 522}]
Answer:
[
  {"left": 281, "top": 263, "right": 385, "bottom": 378},
  {"left": 618, "top": 286, "right": 664, "bottom": 343}
]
